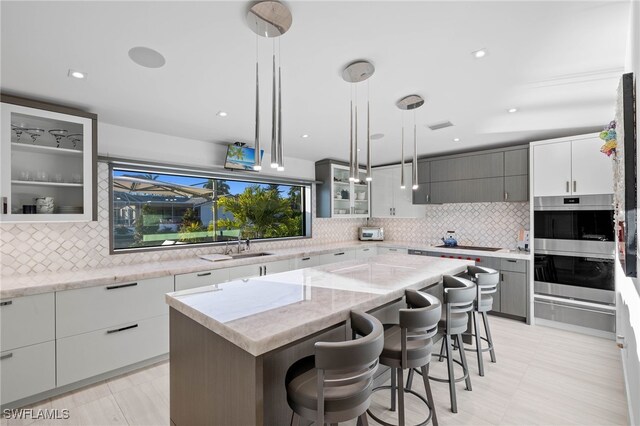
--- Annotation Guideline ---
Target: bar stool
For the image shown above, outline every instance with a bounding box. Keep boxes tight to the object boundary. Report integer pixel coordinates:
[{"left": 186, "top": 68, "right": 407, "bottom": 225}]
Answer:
[
  {"left": 285, "top": 310, "right": 384, "bottom": 426},
  {"left": 367, "top": 289, "right": 441, "bottom": 426},
  {"left": 407, "top": 275, "right": 476, "bottom": 414},
  {"left": 464, "top": 265, "right": 498, "bottom": 376}
]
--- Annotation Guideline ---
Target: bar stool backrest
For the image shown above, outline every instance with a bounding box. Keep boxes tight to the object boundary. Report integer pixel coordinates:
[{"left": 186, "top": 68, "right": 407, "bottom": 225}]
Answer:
[
  {"left": 398, "top": 290, "right": 442, "bottom": 367},
  {"left": 442, "top": 275, "right": 476, "bottom": 334},
  {"left": 314, "top": 311, "right": 384, "bottom": 425},
  {"left": 467, "top": 265, "right": 499, "bottom": 304}
]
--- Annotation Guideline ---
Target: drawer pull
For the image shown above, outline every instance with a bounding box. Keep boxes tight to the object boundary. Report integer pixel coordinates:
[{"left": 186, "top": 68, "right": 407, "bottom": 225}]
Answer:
[
  {"left": 107, "top": 324, "right": 139, "bottom": 334},
  {"left": 389, "top": 249, "right": 398, "bottom": 252},
  {"left": 197, "top": 272, "right": 212, "bottom": 277},
  {"left": 302, "top": 257, "right": 311, "bottom": 261},
  {"left": 0, "top": 353, "right": 13, "bottom": 361},
  {"left": 363, "top": 248, "right": 370, "bottom": 252},
  {"left": 506, "top": 260, "right": 517, "bottom": 263},
  {"left": 334, "top": 252, "right": 345, "bottom": 256},
  {"left": 264, "top": 265, "right": 267, "bottom": 274},
  {"left": 0, "top": 300, "right": 12, "bottom": 307},
  {"left": 106, "top": 282, "right": 137, "bottom": 290}
]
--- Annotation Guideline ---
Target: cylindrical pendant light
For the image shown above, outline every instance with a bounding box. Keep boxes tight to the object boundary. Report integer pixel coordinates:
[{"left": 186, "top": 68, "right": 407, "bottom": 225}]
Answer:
[
  {"left": 366, "top": 89, "right": 372, "bottom": 182},
  {"left": 246, "top": 1, "right": 292, "bottom": 173},
  {"left": 396, "top": 94, "right": 425, "bottom": 190},
  {"left": 400, "top": 120, "right": 405, "bottom": 189},
  {"left": 342, "top": 60, "right": 375, "bottom": 183}
]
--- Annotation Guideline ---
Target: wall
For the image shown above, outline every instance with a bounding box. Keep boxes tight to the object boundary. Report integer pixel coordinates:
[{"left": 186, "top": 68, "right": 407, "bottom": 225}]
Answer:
[
  {"left": 370, "top": 201, "right": 529, "bottom": 249},
  {"left": 618, "top": 1, "right": 640, "bottom": 424},
  {"left": 0, "top": 122, "right": 364, "bottom": 277}
]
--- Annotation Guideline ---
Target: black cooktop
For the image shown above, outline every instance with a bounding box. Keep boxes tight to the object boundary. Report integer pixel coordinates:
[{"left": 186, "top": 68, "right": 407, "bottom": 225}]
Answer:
[{"left": 435, "top": 245, "right": 502, "bottom": 252}]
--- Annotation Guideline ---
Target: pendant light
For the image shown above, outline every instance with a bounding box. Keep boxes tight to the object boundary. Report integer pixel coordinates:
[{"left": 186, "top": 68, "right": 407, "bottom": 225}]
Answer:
[
  {"left": 342, "top": 60, "right": 375, "bottom": 182},
  {"left": 246, "top": 1, "right": 292, "bottom": 172},
  {"left": 400, "top": 115, "right": 405, "bottom": 189},
  {"left": 396, "top": 94, "right": 425, "bottom": 190}
]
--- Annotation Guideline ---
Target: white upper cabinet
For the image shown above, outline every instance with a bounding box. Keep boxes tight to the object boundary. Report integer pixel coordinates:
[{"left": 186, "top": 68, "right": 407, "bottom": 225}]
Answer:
[
  {"left": 315, "top": 160, "right": 370, "bottom": 218},
  {"left": 0, "top": 96, "right": 97, "bottom": 222},
  {"left": 532, "top": 134, "right": 613, "bottom": 197},
  {"left": 371, "top": 164, "right": 424, "bottom": 218}
]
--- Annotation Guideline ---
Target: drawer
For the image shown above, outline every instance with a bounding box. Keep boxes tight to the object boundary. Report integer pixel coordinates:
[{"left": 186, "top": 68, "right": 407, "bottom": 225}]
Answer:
[
  {"left": 228, "top": 264, "right": 262, "bottom": 280},
  {"left": 57, "top": 315, "right": 169, "bottom": 387},
  {"left": 378, "top": 247, "right": 408, "bottom": 255},
  {"left": 501, "top": 258, "right": 527, "bottom": 273},
  {"left": 0, "top": 341, "right": 56, "bottom": 405},
  {"left": 0, "top": 293, "right": 54, "bottom": 352},
  {"left": 56, "top": 276, "right": 174, "bottom": 338},
  {"left": 175, "top": 269, "right": 229, "bottom": 291},
  {"left": 294, "top": 255, "right": 319, "bottom": 269},
  {"left": 264, "top": 259, "right": 291, "bottom": 275},
  {"left": 534, "top": 299, "right": 614, "bottom": 333},
  {"left": 355, "top": 246, "right": 378, "bottom": 259},
  {"left": 318, "top": 249, "right": 356, "bottom": 265}
]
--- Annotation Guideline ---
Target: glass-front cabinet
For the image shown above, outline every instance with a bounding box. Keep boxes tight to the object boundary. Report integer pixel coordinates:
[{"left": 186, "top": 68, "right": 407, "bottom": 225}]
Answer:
[
  {"left": 0, "top": 96, "right": 97, "bottom": 222},
  {"left": 315, "top": 160, "right": 370, "bottom": 218}
]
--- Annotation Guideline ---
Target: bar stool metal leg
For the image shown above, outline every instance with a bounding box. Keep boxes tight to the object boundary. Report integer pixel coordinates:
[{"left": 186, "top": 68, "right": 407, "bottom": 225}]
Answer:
[
  {"left": 456, "top": 334, "right": 472, "bottom": 391},
  {"left": 482, "top": 311, "right": 496, "bottom": 363},
  {"left": 398, "top": 368, "right": 406, "bottom": 426},
  {"left": 420, "top": 364, "right": 438, "bottom": 426},
  {"left": 445, "top": 334, "right": 457, "bottom": 413},
  {"left": 391, "top": 366, "right": 397, "bottom": 412},
  {"left": 473, "top": 312, "right": 484, "bottom": 376}
]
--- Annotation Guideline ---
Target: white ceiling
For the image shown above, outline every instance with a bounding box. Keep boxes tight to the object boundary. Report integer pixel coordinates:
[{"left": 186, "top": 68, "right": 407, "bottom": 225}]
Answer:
[{"left": 0, "top": 1, "right": 631, "bottom": 166}]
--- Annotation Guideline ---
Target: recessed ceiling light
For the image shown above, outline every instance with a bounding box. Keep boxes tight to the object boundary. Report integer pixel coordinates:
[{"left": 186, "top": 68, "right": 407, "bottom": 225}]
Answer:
[
  {"left": 128, "top": 46, "right": 166, "bottom": 68},
  {"left": 508, "top": 107, "right": 518, "bottom": 113},
  {"left": 453, "top": 138, "right": 460, "bottom": 142},
  {"left": 371, "top": 133, "right": 384, "bottom": 140},
  {"left": 68, "top": 69, "right": 86, "bottom": 79},
  {"left": 216, "top": 111, "right": 228, "bottom": 117},
  {"left": 472, "top": 49, "right": 487, "bottom": 59},
  {"left": 301, "top": 134, "right": 309, "bottom": 139}
]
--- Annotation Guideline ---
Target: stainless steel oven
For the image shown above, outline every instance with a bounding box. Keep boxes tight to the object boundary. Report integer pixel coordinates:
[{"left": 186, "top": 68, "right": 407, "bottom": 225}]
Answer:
[{"left": 533, "top": 194, "right": 615, "bottom": 335}]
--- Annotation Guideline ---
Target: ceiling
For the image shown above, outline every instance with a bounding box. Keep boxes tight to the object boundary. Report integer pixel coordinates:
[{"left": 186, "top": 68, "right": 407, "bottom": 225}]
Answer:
[{"left": 0, "top": 1, "right": 631, "bottom": 166}]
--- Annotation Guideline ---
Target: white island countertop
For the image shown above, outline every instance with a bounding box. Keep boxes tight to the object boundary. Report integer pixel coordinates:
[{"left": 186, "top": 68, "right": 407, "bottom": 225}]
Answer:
[{"left": 165, "top": 254, "right": 472, "bottom": 356}]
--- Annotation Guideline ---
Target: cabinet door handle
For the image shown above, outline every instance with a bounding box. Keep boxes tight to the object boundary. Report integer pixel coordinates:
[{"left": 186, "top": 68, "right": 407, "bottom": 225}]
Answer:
[
  {"left": 302, "top": 257, "right": 310, "bottom": 261},
  {"left": 501, "top": 273, "right": 504, "bottom": 281},
  {"left": 389, "top": 207, "right": 392, "bottom": 215},
  {"left": 106, "top": 324, "right": 138, "bottom": 334},
  {"left": 264, "top": 265, "right": 267, "bottom": 275},
  {"left": 573, "top": 181, "right": 577, "bottom": 192},
  {"left": 363, "top": 248, "right": 369, "bottom": 252},
  {"left": 335, "top": 252, "right": 345, "bottom": 256},
  {"left": 389, "top": 248, "right": 397, "bottom": 252},
  {"left": 197, "top": 272, "right": 211, "bottom": 277},
  {"left": 0, "top": 300, "right": 12, "bottom": 307},
  {"left": 504, "top": 192, "right": 508, "bottom": 201},
  {"left": 106, "top": 282, "right": 137, "bottom": 290},
  {"left": 507, "top": 259, "right": 517, "bottom": 263},
  {"left": 0, "top": 353, "right": 13, "bottom": 361},
  {"left": 259, "top": 266, "right": 263, "bottom": 276},
  {"left": 566, "top": 181, "right": 570, "bottom": 193},
  {"left": 426, "top": 194, "right": 430, "bottom": 203}
]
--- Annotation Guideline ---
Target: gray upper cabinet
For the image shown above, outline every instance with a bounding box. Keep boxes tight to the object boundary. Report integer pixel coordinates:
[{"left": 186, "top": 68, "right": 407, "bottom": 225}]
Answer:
[
  {"left": 431, "top": 152, "right": 504, "bottom": 182},
  {"left": 412, "top": 160, "right": 432, "bottom": 204},
  {"left": 504, "top": 175, "right": 528, "bottom": 202},
  {"left": 417, "top": 160, "right": 430, "bottom": 183},
  {"left": 431, "top": 177, "right": 504, "bottom": 204},
  {"left": 504, "top": 149, "right": 528, "bottom": 176}
]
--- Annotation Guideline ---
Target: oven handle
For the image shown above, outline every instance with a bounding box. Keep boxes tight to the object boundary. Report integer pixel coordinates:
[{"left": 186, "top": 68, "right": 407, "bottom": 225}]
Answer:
[
  {"left": 534, "top": 249, "right": 614, "bottom": 260},
  {"left": 534, "top": 298, "right": 615, "bottom": 315}
]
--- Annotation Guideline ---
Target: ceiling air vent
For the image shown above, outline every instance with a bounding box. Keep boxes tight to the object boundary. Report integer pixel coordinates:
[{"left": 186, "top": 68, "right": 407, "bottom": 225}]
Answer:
[{"left": 427, "top": 121, "right": 454, "bottom": 131}]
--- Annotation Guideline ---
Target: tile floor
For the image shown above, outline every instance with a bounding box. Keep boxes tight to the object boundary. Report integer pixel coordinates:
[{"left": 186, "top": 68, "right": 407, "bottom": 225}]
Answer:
[{"left": 1, "top": 317, "right": 628, "bottom": 426}]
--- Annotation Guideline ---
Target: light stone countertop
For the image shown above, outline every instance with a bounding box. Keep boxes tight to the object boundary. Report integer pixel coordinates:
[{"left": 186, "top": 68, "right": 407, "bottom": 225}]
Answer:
[
  {"left": 0, "top": 240, "right": 530, "bottom": 299},
  {"left": 165, "top": 254, "right": 472, "bottom": 356}
]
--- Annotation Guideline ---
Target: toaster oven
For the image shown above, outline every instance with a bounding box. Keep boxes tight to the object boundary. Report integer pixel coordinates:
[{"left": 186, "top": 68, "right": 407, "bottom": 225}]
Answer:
[{"left": 359, "top": 227, "right": 384, "bottom": 241}]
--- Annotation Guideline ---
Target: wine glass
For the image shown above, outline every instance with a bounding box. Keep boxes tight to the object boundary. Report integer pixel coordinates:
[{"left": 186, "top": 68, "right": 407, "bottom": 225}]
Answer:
[
  {"left": 49, "top": 129, "right": 68, "bottom": 148},
  {"left": 25, "top": 128, "right": 45, "bottom": 144},
  {"left": 11, "top": 125, "right": 26, "bottom": 143},
  {"left": 67, "top": 133, "right": 82, "bottom": 149}
]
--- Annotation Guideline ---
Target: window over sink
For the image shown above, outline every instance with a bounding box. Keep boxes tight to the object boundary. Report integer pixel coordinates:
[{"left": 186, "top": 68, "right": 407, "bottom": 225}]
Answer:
[{"left": 110, "top": 165, "right": 311, "bottom": 252}]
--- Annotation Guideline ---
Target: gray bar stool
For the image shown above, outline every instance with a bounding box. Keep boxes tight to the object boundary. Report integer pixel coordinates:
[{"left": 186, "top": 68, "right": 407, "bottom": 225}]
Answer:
[
  {"left": 407, "top": 275, "right": 476, "bottom": 413},
  {"left": 367, "top": 289, "right": 441, "bottom": 426},
  {"left": 464, "top": 265, "right": 498, "bottom": 376},
  {"left": 285, "top": 310, "right": 384, "bottom": 426}
]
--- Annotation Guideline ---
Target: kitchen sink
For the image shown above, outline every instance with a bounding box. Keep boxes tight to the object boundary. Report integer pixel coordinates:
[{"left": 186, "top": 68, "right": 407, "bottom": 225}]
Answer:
[{"left": 228, "top": 252, "right": 273, "bottom": 259}]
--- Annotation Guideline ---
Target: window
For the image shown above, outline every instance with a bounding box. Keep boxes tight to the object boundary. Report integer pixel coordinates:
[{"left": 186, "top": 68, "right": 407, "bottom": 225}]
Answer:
[{"left": 111, "top": 166, "right": 311, "bottom": 251}]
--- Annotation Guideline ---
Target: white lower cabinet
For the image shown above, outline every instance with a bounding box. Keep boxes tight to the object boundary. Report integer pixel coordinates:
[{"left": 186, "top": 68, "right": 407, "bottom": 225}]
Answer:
[
  {"left": 56, "top": 276, "right": 173, "bottom": 338},
  {"left": 228, "top": 259, "right": 292, "bottom": 280},
  {"left": 294, "top": 255, "right": 319, "bottom": 269},
  {"left": 56, "top": 315, "right": 169, "bottom": 387},
  {"left": 175, "top": 269, "right": 229, "bottom": 291},
  {"left": 378, "top": 246, "right": 408, "bottom": 255},
  {"left": 0, "top": 341, "right": 56, "bottom": 405},
  {"left": 1, "top": 292, "right": 54, "bottom": 353},
  {"left": 355, "top": 246, "right": 378, "bottom": 259},
  {"left": 318, "top": 249, "right": 356, "bottom": 265}
]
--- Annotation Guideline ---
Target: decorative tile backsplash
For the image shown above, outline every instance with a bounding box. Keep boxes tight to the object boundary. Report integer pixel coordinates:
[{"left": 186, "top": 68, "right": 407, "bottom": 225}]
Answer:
[
  {"left": 0, "top": 163, "right": 366, "bottom": 276},
  {"left": 369, "top": 201, "right": 529, "bottom": 248},
  {"left": 0, "top": 163, "right": 529, "bottom": 277}
]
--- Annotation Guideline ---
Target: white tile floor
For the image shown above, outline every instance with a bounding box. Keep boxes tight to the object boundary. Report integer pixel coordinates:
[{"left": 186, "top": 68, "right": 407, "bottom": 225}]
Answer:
[{"left": 1, "top": 317, "right": 628, "bottom": 426}]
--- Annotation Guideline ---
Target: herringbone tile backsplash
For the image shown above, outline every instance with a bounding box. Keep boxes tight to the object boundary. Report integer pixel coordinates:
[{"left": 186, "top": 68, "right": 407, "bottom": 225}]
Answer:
[{"left": 0, "top": 163, "right": 529, "bottom": 276}]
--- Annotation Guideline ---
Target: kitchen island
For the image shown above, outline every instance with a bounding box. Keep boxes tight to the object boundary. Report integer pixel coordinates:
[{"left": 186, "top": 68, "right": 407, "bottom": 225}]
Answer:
[{"left": 165, "top": 254, "right": 472, "bottom": 426}]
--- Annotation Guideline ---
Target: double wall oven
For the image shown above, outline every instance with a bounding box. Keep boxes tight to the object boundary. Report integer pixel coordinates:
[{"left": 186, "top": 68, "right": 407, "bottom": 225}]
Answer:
[{"left": 533, "top": 194, "right": 615, "bottom": 335}]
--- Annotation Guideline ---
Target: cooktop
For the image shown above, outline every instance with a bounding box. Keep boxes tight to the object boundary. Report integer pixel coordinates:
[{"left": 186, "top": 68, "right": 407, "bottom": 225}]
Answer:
[{"left": 435, "top": 245, "right": 502, "bottom": 252}]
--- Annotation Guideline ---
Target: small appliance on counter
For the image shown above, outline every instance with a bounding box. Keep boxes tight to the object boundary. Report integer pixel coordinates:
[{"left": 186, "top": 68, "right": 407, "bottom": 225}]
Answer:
[{"left": 359, "top": 226, "right": 384, "bottom": 241}]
